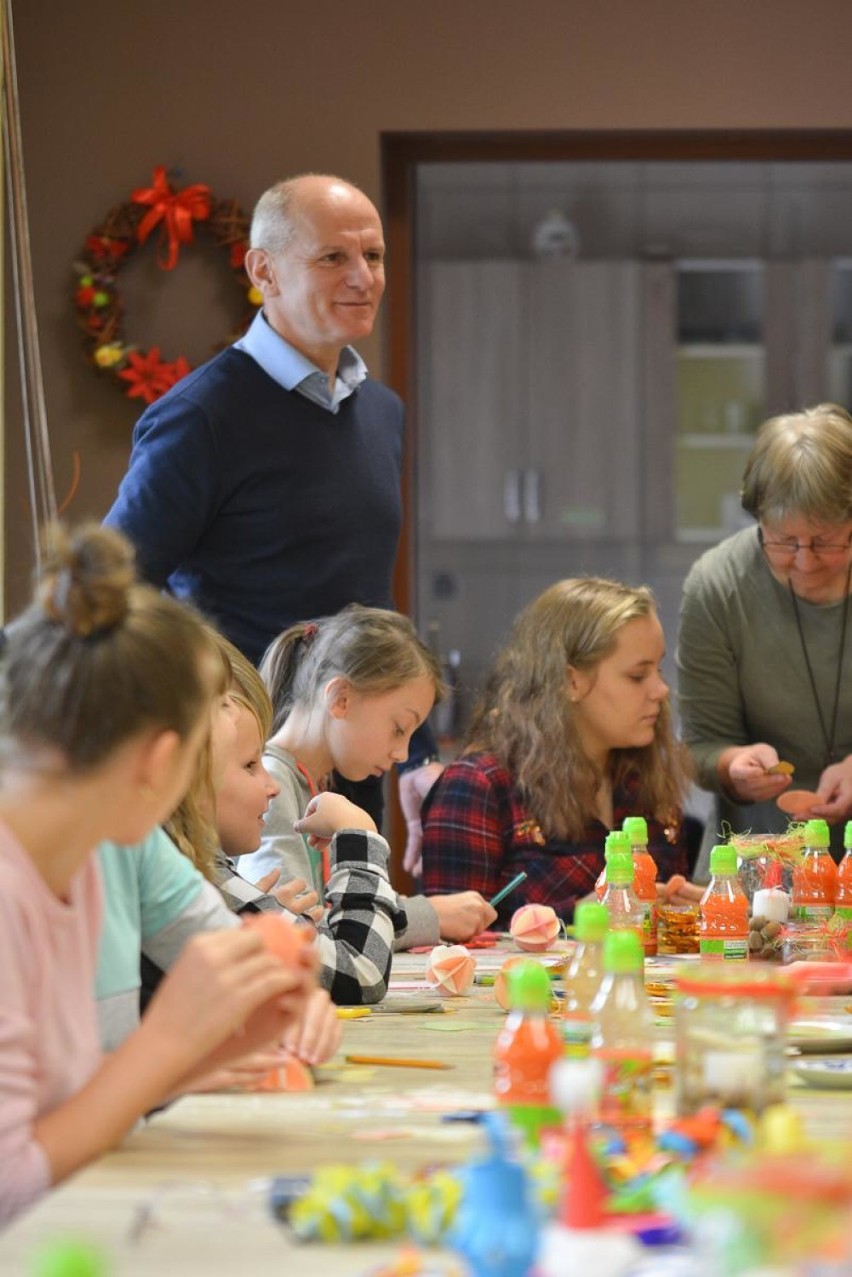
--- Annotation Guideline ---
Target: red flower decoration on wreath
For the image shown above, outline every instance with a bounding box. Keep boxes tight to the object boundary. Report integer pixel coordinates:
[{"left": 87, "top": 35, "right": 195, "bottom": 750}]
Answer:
[
  {"left": 118, "top": 348, "right": 192, "bottom": 405},
  {"left": 72, "top": 167, "right": 261, "bottom": 406}
]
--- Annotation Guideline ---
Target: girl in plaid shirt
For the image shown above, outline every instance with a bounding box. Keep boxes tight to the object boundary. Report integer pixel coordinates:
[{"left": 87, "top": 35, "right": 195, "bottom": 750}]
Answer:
[{"left": 421, "top": 578, "right": 695, "bottom": 925}]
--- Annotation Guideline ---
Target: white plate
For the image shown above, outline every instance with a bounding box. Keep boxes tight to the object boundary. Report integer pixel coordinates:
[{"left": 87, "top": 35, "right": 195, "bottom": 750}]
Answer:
[
  {"left": 793, "top": 1057, "right": 852, "bottom": 1089},
  {"left": 788, "top": 1019, "right": 852, "bottom": 1053}
]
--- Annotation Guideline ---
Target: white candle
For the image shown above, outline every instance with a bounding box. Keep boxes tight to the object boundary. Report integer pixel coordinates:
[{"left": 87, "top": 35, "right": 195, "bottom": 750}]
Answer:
[{"left": 752, "top": 887, "right": 791, "bottom": 924}]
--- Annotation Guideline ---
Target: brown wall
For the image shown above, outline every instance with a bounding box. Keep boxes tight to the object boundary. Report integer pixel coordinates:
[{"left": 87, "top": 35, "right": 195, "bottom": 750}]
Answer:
[{"left": 7, "top": 0, "right": 852, "bottom": 610}]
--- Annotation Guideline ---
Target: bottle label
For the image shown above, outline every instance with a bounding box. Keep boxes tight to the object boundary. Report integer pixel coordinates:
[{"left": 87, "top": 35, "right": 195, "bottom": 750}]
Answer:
[
  {"left": 833, "top": 905, "right": 852, "bottom": 921},
  {"left": 641, "top": 901, "right": 658, "bottom": 955},
  {"left": 791, "top": 904, "right": 834, "bottom": 924},
  {"left": 699, "top": 936, "right": 749, "bottom": 961},
  {"left": 561, "top": 1017, "right": 592, "bottom": 1059},
  {"left": 593, "top": 1048, "right": 653, "bottom": 1130}
]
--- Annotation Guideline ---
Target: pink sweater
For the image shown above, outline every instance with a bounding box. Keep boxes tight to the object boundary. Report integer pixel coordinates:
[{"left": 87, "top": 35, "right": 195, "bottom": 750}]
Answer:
[{"left": 0, "top": 821, "right": 103, "bottom": 1225}]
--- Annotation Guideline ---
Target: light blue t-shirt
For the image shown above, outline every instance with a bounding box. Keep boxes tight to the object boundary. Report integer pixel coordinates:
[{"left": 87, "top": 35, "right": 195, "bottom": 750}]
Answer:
[{"left": 96, "top": 828, "right": 237, "bottom": 1050}]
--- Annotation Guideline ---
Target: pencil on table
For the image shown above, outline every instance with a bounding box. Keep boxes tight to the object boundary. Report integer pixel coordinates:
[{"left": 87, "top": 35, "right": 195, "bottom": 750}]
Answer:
[{"left": 344, "top": 1054, "right": 452, "bottom": 1070}]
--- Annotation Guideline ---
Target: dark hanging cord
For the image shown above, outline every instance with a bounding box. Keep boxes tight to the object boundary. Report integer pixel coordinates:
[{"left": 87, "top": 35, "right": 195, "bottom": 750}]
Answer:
[
  {"left": 2, "top": 0, "right": 58, "bottom": 578},
  {"left": 787, "top": 562, "right": 852, "bottom": 770}
]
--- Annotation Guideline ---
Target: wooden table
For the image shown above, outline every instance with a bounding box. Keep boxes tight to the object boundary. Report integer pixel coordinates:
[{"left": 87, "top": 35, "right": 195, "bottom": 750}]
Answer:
[{"left": 1, "top": 945, "right": 850, "bottom": 1275}]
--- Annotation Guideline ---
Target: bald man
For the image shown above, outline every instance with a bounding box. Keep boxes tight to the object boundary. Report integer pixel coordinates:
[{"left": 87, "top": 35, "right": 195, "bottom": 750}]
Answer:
[{"left": 106, "top": 175, "right": 441, "bottom": 852}]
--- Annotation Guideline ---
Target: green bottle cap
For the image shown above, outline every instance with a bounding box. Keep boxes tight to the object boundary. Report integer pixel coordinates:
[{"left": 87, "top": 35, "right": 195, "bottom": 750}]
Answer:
[
  {"left": 574, "top": 900, "right": 609, "bottom": 942},
  {"left": 604, "top": 830, "right": 630, "bottom": 856},
  {"left": 32, "top": 1241, "right": 108, "bottom": 1277},
  {"left": 803, "top": 819, "right": 830, "bottom": 848},
  {"left": 844, "top": 820, "right": 852, "bottom": 849},
  {"left": 709, "top": 844, "right": 737, "bottom": 876},
  {"left": 505, "top": 959, "right": 552, "bottom": 1011},
  {"left": 622, "top": 816, "right": 648, "bottom": 844},
  {"left": 605, "top": 849, "right": 634, "bottom": 885},
  {"left": 602, "top": 929, "right": 644, "bottom": 973}
]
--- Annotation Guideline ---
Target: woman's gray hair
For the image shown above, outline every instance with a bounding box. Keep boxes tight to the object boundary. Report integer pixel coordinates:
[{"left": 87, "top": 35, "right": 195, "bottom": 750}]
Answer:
[{"left": 740, "top": 403, "right": 852, "bottom": 524}]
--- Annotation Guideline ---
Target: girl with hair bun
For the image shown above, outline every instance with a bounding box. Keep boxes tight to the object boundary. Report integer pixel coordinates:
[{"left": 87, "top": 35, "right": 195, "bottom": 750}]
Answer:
[{"left": 0, "top": 524, "right": 315, "bottom": 1225}]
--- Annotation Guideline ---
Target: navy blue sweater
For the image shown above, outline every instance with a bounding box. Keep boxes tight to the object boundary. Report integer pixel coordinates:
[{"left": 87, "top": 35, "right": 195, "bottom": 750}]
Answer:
[{"left": 105, "top": 347, "right": 404, "bottom": 666}]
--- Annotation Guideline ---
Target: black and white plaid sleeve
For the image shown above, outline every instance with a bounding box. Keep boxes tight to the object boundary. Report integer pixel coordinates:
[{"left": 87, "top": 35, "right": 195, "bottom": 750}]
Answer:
[
  {"left": 212, "top": 838, "right": 407, "bottom": 1005},
  {"left": 317, "top": 829, "right": 407, "bottom": 1006}
]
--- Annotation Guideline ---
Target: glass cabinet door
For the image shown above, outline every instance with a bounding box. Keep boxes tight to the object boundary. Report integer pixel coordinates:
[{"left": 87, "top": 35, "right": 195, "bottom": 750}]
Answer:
[
  {"left": 675, "top": 261, "right": 765, "bottom": 543},
  {"left": 829, "top": 260, "right": 852, "bottom": 408}
]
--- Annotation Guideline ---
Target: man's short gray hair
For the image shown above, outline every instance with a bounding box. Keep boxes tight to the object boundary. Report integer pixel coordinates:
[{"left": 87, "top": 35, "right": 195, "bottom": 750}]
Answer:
[{"left": 249, "top": 173, "right": 365, "bottom": 255}]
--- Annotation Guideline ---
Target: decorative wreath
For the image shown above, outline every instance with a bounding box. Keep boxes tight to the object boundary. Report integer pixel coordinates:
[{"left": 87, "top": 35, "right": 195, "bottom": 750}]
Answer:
[{"left": 73, "top": 166, "right": 262, "bottom": 405}]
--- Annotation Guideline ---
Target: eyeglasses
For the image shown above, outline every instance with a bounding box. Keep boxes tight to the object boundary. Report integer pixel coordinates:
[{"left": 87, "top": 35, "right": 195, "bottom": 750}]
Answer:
[{"left": 758, "top": 527, "right": 852, "bottom": 559}]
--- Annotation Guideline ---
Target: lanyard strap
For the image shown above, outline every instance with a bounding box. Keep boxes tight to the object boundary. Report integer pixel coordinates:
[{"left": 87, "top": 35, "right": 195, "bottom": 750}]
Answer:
[{"left": 788, "top": 565, "right": 852, "bottom": 769}]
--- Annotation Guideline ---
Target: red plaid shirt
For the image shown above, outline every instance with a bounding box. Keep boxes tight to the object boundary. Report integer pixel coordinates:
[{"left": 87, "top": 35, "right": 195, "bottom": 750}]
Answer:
[{"left": 421, "top": 751, "right": 687, "bottom": 925}]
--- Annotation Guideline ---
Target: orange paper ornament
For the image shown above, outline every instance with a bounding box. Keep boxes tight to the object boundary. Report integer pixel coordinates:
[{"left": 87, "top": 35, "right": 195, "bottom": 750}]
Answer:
[
  {"left": 510, "top": 903, "right": 561, "bottom": 952},
  {"left": 425, "top": 944, "right": 477, "bottom": 996}
]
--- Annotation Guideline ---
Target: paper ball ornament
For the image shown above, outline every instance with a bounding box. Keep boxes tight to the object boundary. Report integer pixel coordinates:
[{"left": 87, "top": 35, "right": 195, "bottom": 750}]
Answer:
[
  {"left": 251, "top": 1058, "right": 315, "bottom": 1092},
  {"left": 510, "top": 903, "right": 561, "bottom": 952},
  {"left": 244, "top": 913, "right": 310, "bottom": 965},
  {"left": 425, "top": 944, "right": 477, "bottom": 996},
  {"left": 493, "top": 955, "right": 529, "bottom": 1010}
]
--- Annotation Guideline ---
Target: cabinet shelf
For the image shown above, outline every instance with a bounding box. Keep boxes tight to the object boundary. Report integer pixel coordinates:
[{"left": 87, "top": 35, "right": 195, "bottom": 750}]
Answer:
[
  {"left": 678, "top": 343, "right": 764, "bottom": 359},
  {"left": 677, "top": 433, "right": 755, "bottom": 448}
]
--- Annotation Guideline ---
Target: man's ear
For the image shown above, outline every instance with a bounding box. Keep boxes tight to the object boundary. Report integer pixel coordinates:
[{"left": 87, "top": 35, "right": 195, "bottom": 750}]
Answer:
[
  {"left": 325, "top": 677, "right": 352, "bottom": 720},
  {"left": 244, "top": 247, "right": 280, "bottom": 296}
]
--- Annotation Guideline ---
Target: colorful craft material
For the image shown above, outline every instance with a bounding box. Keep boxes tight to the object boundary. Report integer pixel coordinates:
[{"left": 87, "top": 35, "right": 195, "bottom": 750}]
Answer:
[
  {"left": 284, "top": 1161, "right": 462, "bottom": 1244},
  {"left": 243, "top": 912, "right": 311, "bottom": 964},
  {"left": 251, "top": 1057, "right": 315, "bottom": 1092},
  {"left": 510, "top": 903, "right": 561, "bottom": 952},
  {"left": 425, "top": 944, "right": 477, "bottom": 996}
]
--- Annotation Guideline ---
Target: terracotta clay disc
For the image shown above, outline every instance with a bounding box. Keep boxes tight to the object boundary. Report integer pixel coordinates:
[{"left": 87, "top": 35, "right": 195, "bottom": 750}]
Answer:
[{"left": 776, "top": 788, "right": 820, "bottom": 815}]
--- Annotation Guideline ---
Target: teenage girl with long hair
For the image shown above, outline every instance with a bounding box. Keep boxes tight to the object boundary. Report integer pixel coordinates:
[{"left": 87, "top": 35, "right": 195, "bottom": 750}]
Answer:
[{"left": 421, "top": 578, "right": 694, "bottom": 923}]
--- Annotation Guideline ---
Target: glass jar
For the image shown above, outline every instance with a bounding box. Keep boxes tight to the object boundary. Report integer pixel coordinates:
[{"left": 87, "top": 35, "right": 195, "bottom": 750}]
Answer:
[
  {"left": 780, "top": 921, "right": 836, "bottom": 965},
  {"left": 674, "top": 966, "right": 796, "bottom": 1116},
  {"left": 657, "top": 902, "right": 700, "bottom": 955}
]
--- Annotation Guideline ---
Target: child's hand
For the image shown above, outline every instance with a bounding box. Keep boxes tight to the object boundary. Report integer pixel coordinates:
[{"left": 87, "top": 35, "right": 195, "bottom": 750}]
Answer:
[
  {"left": 657, "top": 874, "right": 705, "bottom": 904},
  {"left": 145, "top": 928, "right": 316, "bottom": 1077},
  {"left": 294, "top": 792, "right": 377, "bottom": 844},
  {"left": 252, "top": 868, "right": 325, "bottom": 922},
  {"left": 272, "top": 877, "right": 325, "bottom": 923},
  {"left": 282, "top": 987, "right": 342, "bottom": 1065},
  {"left": 180, "top": 1049, "right": 291, "bottom": 1094},
  {"left": 428, "top": 891, "right": 498, "bottom": 942}
]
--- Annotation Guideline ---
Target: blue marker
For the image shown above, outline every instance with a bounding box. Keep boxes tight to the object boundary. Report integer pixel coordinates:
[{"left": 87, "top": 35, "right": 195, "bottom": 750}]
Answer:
[{"left": 488, "top": 870, "right": 528, "bottom": 908}]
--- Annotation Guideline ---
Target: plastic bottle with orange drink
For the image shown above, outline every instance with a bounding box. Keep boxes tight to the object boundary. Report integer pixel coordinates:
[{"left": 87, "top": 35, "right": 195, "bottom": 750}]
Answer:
[
  {"left": 791, "top": 818, "right": 838, "bottom": 924},
  {"left": 699, "top": 844, "right": 749, "bottom": 962},
  {"left": 834, "top": 821, "right": 852, "bottom": 923},
  {"left": 494, "top": 960, "right": 563, "bottom": 1145},
  {"left": 622, "top": 815, "right": 658, "bottom": 956}
]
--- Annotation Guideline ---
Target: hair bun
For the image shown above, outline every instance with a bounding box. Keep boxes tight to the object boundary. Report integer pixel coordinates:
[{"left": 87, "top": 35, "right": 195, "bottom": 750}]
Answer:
[{"left": 38, "top": 524, "right": 136, "bottom": 638}]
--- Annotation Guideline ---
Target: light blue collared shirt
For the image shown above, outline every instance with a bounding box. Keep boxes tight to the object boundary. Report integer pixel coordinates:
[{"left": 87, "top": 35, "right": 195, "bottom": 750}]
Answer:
[{"left": 234, "top": 311, "right": 368, "bottom": 414}]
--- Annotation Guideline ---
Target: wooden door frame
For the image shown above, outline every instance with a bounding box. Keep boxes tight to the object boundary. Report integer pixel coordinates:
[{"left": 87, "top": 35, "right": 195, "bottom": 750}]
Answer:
[{"left": 379, "top": 129, "right": 852, "bottom": 889}]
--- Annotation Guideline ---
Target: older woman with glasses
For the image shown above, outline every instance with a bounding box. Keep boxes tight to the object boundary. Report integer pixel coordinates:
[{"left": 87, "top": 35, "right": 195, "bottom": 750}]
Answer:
[{"left": 678, "top": 403, "right": 852, "bottom": 866}]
